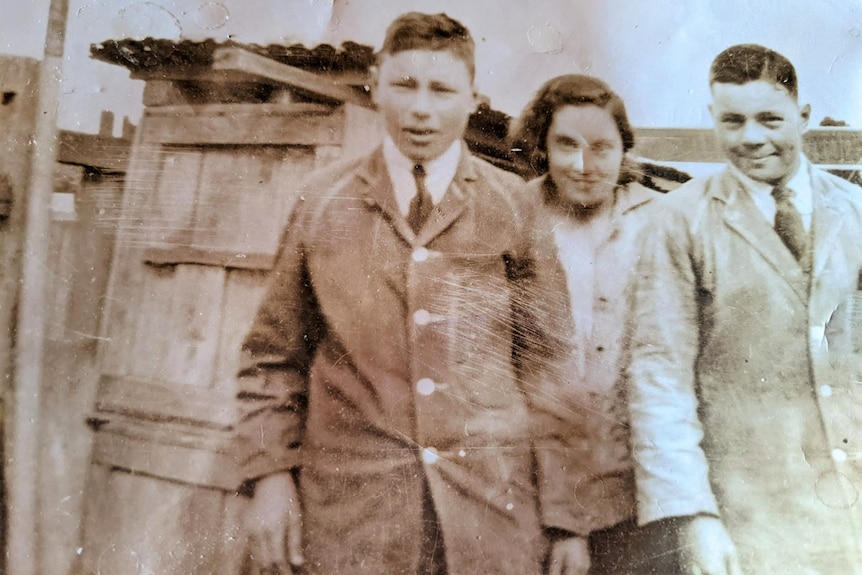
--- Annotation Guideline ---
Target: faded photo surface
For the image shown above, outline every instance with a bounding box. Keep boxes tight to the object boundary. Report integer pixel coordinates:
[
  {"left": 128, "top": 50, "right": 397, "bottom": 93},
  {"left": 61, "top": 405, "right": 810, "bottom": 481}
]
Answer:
[{"left": 1, "top": 1, "right": 861, "bottom": 574}]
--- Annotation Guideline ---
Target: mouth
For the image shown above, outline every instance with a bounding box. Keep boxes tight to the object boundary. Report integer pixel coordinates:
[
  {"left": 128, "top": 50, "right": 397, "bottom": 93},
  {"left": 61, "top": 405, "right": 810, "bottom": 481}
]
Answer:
[
  {"left": 404, "top": 127, "right": 437, "bottom": 137},
  {"left": 739, "top": 151, "right": 778, "bottom": 161}
]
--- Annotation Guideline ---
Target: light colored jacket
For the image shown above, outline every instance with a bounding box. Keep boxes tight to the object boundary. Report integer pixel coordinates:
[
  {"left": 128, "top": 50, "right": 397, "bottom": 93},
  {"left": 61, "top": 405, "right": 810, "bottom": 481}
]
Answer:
[
  {"left": 626, "top": 163, "right": 862, "bottom": 574},
  {"left": 528, "top": 176, "right": 661, "bottom": 536}
]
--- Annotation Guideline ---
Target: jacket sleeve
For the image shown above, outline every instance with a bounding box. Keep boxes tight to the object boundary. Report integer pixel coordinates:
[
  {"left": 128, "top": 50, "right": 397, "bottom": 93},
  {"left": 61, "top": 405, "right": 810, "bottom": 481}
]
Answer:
[
  {"left": 234, "top": 199, "right": 325, "bottom": 485},
  {"left": 624, "top": 206, "right": 720, "bottom": 524}
]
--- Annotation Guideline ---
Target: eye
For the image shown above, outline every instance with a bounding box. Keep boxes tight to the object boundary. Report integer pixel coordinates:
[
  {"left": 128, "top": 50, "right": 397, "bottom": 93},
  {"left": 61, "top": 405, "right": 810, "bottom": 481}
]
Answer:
[
  {"left": 390, "top": 77, "right": 416, "bottom": 89},
  {"left": 430, "top": 83, "right": 456, "bottom": 94},
  {"left": 721, "top": 116, "right": 744, "bottom": 127},
  {"left": 760, "top": 115, "right": 784, "bottom": 127},
  {"left": 554, "top": 137, "right": 581, "bottom": 150},
  {"left": 592, "top": 141, "right": 614, "bottom": 153}
]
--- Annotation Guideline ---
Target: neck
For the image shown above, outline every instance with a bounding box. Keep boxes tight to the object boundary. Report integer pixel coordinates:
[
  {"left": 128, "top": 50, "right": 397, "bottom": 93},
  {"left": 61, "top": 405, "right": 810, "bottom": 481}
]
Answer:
[{"left": 544, "top": 178, "right": 616, "bottom": 223}]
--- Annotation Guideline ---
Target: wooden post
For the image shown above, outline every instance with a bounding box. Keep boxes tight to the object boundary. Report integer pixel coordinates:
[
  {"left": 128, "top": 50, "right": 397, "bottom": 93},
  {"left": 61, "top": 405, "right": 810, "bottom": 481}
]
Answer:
[{"left": 8, "top": 0, "right": 69, "bottom": 573}]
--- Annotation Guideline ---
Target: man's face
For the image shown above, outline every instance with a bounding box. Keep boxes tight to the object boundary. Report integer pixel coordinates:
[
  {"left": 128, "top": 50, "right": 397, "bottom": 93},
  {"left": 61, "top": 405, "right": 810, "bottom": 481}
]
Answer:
[
  {"left": 372, "top": 49, "right": 477, "bottom": 163},
  {"left": 710, "top": 80, "right": 810, "bottom": 185},
  {"left": 546, "top": 104, "right": 623, "bottom": 210}
]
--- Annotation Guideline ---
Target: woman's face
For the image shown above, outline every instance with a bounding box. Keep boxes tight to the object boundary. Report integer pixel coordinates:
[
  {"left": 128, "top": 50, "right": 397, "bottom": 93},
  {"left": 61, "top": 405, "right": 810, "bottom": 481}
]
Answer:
[{"left": 545, "top": 104, "right": 624, "bottom": 210}]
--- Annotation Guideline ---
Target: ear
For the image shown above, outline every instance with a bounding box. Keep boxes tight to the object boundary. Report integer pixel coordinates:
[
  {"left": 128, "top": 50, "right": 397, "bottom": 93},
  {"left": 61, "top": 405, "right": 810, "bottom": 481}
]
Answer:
[
  {"left": 708, "top": 103, "right": 715, "bottom": 119},
  {"left": 370, "top": 65, "right": 380, "bottom": 107},
  {"left": 798, "top": 103, "right": 811, "bottom": 132}
]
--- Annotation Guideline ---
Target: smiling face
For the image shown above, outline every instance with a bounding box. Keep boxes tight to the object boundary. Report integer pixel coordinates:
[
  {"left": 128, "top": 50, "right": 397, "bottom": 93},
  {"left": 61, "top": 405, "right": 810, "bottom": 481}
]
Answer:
[
  {"left": 372, "top": 49, "right": 478, "bottom": 164},
  {"left": 710, "top": 80, "right": 810, "bottom": 186},
  {"left": 546, "top": 104, "right": 624, "bottom": 210}
]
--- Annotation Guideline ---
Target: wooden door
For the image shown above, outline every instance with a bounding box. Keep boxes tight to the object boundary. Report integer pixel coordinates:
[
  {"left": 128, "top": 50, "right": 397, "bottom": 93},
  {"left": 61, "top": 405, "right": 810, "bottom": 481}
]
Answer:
[{"left": 78, "top": 101, "right": 355, "bottom": 574}]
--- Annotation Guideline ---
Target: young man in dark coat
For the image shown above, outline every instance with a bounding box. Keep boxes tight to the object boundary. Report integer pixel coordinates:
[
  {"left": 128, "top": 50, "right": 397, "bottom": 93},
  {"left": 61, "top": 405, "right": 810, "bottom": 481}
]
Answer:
[{"left": 235, "top": 12, "right": 547, "bottom": 575}]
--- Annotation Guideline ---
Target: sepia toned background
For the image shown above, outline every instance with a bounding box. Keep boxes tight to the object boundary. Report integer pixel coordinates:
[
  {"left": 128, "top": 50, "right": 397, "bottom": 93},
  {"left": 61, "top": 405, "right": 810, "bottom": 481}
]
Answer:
[{"left": 0, "top": 1, "right": 860, "bottom": 574}]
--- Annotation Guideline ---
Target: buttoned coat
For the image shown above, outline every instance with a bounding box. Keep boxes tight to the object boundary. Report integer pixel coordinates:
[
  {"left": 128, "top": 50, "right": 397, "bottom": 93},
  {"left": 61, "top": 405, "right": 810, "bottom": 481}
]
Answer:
[
  {"left": 235, "top": 147, "right": 547, "bottom": 574},
  {"left": 625, "top": 163, "right": 862, "bottom": 574},
  {"left": 527, "top": 176, "right": 660, "bottom": 537}
]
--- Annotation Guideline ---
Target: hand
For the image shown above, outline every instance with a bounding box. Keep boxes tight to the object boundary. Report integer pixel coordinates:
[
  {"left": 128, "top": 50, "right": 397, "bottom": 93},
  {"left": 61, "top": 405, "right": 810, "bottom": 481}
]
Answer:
[
  {"left": 245, "top": 473, "right": 304, "bottom": 574},
  {"left": 547, "top": 535, "right": 591, "bottom": 575},
  {"left": 680, "top": 515, "right": 742, "bottom": 575}
]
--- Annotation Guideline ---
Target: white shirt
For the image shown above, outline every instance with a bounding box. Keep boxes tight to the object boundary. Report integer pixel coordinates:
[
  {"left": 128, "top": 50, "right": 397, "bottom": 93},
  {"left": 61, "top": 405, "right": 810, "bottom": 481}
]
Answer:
[
  {"left": 730, "top": 155, "right": 814, "bottom": 232},
  {"left": 550, "top": 208, "right": 614, "bottom": 380},
  {"left": 382, "top": 137, "right": 462, "bottom": 216}
]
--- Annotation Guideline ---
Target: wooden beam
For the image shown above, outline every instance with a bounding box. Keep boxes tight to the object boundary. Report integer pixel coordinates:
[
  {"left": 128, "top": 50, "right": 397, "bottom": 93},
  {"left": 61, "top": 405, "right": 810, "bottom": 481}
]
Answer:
[
  {"left": 95, "top": 374, "right": 236, "bottom": 430},
  {"left": 57, "top": 130, "right": 132, "bottom": 172},
  {"left": 139, "top": 102, "right": 343, "bottom": 146},
  {"left": 143, "top": 246, "right": 276, "bottom": 271},
  {"left": 633, "top": 127, "right": 862, "bottom": 166},
  {"left": 212, "top": 47, "right": 372, "bottom": 108},
  {"left": 89, "top": 412, "right": 239, "bottom": 490},
  {"left": 11, "top": 1, "right": 69, "bottom": 573}
]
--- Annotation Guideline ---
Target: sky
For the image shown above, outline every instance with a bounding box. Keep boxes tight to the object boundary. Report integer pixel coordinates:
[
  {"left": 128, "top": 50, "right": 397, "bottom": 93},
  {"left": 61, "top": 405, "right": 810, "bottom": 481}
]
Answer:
[{"left": 3, "top": 0, "right": 862, "bottom": 136}]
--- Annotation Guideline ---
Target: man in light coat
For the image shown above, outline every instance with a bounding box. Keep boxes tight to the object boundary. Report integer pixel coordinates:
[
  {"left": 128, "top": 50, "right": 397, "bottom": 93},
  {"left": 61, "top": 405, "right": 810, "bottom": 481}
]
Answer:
[
  {"left": 625, "top": 44, "right": 862, "bottom": 574},
  {"left": 234, "top": 12, "right": 546, "bottom": 575}
]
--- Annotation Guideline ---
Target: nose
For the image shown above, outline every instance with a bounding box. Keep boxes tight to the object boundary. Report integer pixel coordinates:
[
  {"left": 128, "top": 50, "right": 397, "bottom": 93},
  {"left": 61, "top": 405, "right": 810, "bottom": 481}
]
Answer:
[
  {"left": 409, "top": 88, "right": 432, "bottom": 118},
  {"left": 741, "top": 119, "right": 768, "bottom": 145},
  {"left": 566, "top": 150, "right": 585, "bottom": 172}
]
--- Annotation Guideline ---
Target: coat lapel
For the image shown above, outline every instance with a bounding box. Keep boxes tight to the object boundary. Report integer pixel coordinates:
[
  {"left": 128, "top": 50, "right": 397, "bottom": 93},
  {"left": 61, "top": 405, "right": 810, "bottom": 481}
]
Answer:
[
  {"left": 810, "top": 170, "right": 849, "bottom": 278},
  {"left": 715, "top": 171, "right": 809, "bottom": 303},
  {"left": 355, "top": 146, "right": 472, "bottom": 247},
  {"left": 415, "top": 148, "right": 472, "bottom": 245},
  {"left": 355, "top": 148, "right": 416, "bottom": 245}
]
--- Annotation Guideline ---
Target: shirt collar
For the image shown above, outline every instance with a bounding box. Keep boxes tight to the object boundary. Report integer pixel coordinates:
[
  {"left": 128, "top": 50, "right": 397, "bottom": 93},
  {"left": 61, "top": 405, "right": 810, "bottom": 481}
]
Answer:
[
  {"left": 382, "top": 137, "right": 462, "bottom": 215},
  {"left": 729, "top": 154, "right": 813, "bottom": 215}
]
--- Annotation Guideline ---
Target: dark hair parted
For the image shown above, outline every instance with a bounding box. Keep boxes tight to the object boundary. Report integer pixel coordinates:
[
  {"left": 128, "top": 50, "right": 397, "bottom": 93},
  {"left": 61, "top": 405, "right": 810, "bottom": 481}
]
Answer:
[
  {"left": 510, "top": 74, "right": 636, "bottom": 180},
  {"left": 378, "top": 12, "right": 476, "bottom": 79},
  {"left": 710, "top": 44, "right": 798, "bottom": 98}
]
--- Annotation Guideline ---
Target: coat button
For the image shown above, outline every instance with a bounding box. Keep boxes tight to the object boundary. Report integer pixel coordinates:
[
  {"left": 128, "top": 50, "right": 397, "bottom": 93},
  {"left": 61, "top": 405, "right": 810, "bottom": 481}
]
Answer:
[
  {"left": 416, "top": 378, "right": 436, "bottom": 396},
  {"left": 819, "top": 385, "right": 833, "bottom": 397},
  {"left": 832, "top": 448, "right": 848, "bottom": 463},
  {"left": 413, "top": 309, "right": 431, "bottom": 326},
  {"left": 422, "top": 448, "right": 439, "bottom": 464},
  {"left": 412, "top": 247, "right": 429, "bottom": 262}
]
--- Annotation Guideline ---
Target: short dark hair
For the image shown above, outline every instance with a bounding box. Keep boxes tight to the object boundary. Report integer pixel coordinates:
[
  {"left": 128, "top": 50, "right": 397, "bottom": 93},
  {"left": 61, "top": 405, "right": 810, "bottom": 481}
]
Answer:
[
  {"left": 378, "top": 12, "right": 476, "bottom": 79},
  {"left": 511, "top": 74, "right": 636, "bottom": 180},
  {"left": 710, "top": 44, "right": 798, "bottom": 98}
]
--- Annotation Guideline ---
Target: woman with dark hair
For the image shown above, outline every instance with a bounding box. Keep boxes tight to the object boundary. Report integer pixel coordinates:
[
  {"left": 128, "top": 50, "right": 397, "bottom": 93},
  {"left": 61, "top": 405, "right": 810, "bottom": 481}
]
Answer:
[{"left": 512, "top": 75, "right": 677, "bottom": 575}]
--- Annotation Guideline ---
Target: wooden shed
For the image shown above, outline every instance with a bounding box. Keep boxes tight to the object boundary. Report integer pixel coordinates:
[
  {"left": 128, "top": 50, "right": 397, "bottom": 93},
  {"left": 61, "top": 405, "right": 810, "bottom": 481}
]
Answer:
[{"left": 77, "top": 39, "right": 386, "bottom": 575}]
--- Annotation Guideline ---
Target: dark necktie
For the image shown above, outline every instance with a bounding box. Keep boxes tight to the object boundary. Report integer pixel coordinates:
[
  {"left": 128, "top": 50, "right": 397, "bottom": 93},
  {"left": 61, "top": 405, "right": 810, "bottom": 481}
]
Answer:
[
  {"left": 408, "top": 164, "right": 432, "bottom": 233},
  {"left": 771, "top": 186, "right": 809, "bottom": 265}
]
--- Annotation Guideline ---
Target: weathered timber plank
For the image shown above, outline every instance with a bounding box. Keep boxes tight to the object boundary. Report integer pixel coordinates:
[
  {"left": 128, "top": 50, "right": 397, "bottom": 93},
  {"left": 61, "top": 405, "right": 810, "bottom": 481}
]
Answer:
[
  {"left": 95, "top": 374, "right": 236, "bottom": 429},
  {"left": 58, "top": 130, "right": 132, "bottom": 172},
  {"left": 212, "top": 47, "right": 371, "bottom": 107},
  {"left": 139, "top": 103, "right": 343, "bottom": 145},
  {"left": 159, "top": 264, "right": 226, "bottom": 388},
  {"left": 78, "top": 464, "right": 238, "bottom": 574},
  {"left": 633, "top": 127, "right": 862, "bottom": 165},
  {"left": 189, "top": 145, "right": 315, "bottom": 256},
  {"left": 143, "top": 247, "right": 276, "bottom": 270},
  {"left": 89, "top": 417, "right": 238, "bottom": 489},
  {"left": 212, "top": 269, "right": 269, "bottom": 399}
]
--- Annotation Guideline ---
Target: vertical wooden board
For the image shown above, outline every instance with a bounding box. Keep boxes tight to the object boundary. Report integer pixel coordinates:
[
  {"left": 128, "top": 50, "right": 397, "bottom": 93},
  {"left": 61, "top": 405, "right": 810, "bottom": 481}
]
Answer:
[
  {"left": 157, "top": 264, "right": 227, "bottom": 388},
  {"left": 135, "top": 145, "right": 202, "bottom": 249},
  {"left": 190, "top": 146, "right": 315, "bottom": 257},
  {"left": 79, "top": 468, "right": 234, "bottom": 575},
  {"left": 43, "top": 220, "right": 77, "bottom": 342},
  {"left": 212, "top": 269, "right": 269, "bottom": 399},
  {"left": 64, "top": 175, "right": 122, "bottom": 341},
  {"left": 98, "top": 250, "right": 171, "bottom": 378},
  {"left": 268, "top": 146, "right": 316, "bottom": 233},
  {"left": 37, "top": 339, "right": 100, "bottom": 575},
  {"left": 341, "top": 103, "right": 385, "bottom": 161},
  {"left": 111, "top": 142, "right": 163, "bottom": 247}
]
